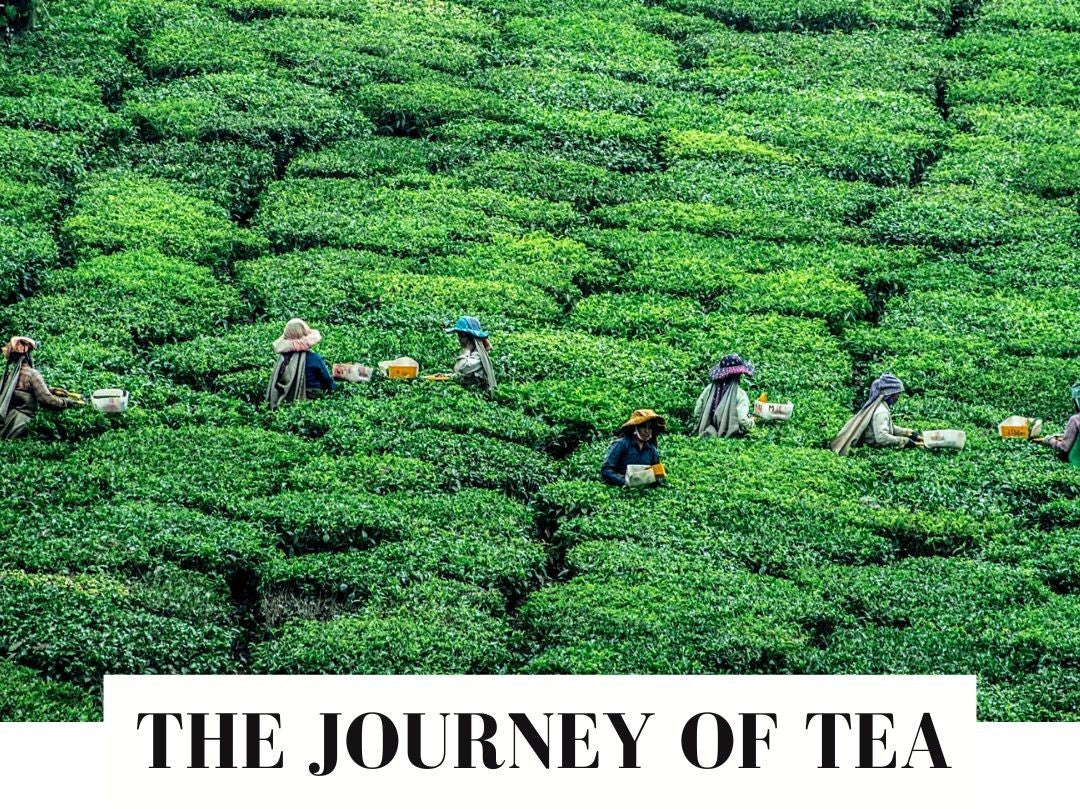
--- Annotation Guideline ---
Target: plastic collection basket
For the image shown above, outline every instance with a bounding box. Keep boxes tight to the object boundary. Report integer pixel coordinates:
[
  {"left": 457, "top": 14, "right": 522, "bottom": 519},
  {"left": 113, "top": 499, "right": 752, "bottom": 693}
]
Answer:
[
  {"left": 753, "top": 400, "right": 794, "bottom": 421},
  {"left": 998, "top": 416, "right": 1042, "bottom": 440},
  {"left": 921, "top": 429, "right": 966, "bottom": 450},
  {"left": 90, "top": 388, "right": 129, "bottom": 414},
  {"left": 332, "top": 363, "right": 371, "bottom": 382},
  {"left": 625, "top": 464, "right": 657, "bottom": 488},
  {"left": 378, "top": 357, "right": 419, "bottom": 379}
]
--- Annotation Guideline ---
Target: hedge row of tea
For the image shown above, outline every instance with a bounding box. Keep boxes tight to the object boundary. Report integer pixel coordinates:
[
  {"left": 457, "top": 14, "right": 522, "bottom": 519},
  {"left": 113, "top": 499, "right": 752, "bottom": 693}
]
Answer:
[{"left": 0, "top": 0, "right": 1076, "bottom": 722}]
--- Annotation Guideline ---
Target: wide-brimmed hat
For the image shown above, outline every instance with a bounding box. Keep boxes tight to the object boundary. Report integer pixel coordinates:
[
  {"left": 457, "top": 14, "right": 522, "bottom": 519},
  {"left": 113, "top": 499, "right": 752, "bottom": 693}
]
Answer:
[
  {"left": 709, "top": 354, "right": 754, "bottom": 382},
  {"left": 2, "top": 336, "right": 37, "bottom": 359},
  {"left": 445, "top": 316, "right": 489, "bottom": 339},
  {"left": 619, "top": 409, "right": 667, "bottom": 435}
]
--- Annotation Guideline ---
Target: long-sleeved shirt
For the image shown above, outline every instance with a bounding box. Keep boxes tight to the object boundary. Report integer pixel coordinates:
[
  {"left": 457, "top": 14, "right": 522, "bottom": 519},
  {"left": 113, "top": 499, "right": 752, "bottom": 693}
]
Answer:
[
  {"left": 305, "top": 352, "right": 335, "bottom": 392},
  {"left": 693, "top": 384, "right": 754, "bottom": 436},
  {"left": 454, "top": 347, "right": 485, "bottom": 383},
  {"left": 17, "top": 367, "right": 69, "bottom": 409},
  {"left": 601, "top": 435, "right": 660, "bottom": 487},
  {"left": 858, "top": 401, "right": 914, "bottom": 449},
  {"left": 1047, "top": 414, "right": 1080, "bottom": 454}
]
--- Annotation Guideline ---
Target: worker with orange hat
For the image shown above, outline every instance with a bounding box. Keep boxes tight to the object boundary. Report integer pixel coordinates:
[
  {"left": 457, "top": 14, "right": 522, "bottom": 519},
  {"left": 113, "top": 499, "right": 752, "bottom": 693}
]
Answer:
[{"left": 601, "top": 409, "right": 666, "bottom": 487}]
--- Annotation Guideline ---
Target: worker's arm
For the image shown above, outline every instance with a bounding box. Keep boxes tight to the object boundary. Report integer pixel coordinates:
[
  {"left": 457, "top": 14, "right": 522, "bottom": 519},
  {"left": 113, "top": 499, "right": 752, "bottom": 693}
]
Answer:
[
  {"left": 307, "top": 352, "right": 335, "bottom": 392},
  {"left": 453, "top": 350, "right": 483, "bottom": 378},
  {"left": 601, "top": 439, "right": 628, "bottom": 486},
  {"left": 1046, "top": 415, "right": 1080, "bottom": 452},
  {"left": 870, "top": 406, "right": 910, "bottom": 448},
  {"left": 736, "top": 387, "right": 754, "bottom": 432},
  {"left": 24, "top": 369, "right": 70, "bottom": 409}
]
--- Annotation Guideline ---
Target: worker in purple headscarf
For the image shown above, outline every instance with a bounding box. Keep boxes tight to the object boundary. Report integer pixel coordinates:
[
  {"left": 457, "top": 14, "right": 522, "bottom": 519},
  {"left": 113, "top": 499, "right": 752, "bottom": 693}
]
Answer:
[
  {"left": 693, "top": 354, "right": 755, "bottom": 438},
  {"left": 831, "top": 373, "right": 921, "bottom": 455}
]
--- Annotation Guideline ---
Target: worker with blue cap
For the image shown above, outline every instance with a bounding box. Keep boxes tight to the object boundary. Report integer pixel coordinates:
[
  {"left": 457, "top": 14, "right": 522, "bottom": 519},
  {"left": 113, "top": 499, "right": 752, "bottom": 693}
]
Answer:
[{"left": 445, "top": 316, "right": 496, "bottom": 391}]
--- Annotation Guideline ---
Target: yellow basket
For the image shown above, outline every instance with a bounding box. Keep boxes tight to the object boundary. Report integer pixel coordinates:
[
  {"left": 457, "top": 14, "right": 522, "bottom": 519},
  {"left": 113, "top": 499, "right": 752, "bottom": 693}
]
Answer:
[
  {"left": 998, "top": 416, "right": 1041, "bottom": 440},
  {"left": 388, "top": 365, "right": 418, "bottom": 379},
  {"left": 651, "top": 463, "right": 666, "bottom": 477}
]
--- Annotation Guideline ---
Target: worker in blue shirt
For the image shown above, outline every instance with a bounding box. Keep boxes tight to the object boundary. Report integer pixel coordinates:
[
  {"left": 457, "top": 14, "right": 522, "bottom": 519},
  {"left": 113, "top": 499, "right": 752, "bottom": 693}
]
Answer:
[
  {"left": 266, "top": 318, "right": 334, "bottom": 408},
  {"left": 601, "top": 409, "right": 666, "bottom": 487}
]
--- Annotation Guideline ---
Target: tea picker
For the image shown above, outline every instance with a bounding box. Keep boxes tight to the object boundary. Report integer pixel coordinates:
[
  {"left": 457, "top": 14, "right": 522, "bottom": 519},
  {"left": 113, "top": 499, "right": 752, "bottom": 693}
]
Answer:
[
  {"left": 601, "top": 409, "right": 667, "bottom": 488},
  {"left": 0, "top": 336, "right": 80, "bottom": 439},
  {"left": 693, "top": 354, "right": 758, "bottom": 438},
  {"left": 266, "top": 318, "right": 336, "bottom": 409},
  {"left": 444, "top": 316, "right": 496, "bottom": 391},
  {"left": 1031, "top": 383, "right": 1080, "bottom": 467},
  {"left": 831, "top": 373, "right": 924, "bottom": 455}
]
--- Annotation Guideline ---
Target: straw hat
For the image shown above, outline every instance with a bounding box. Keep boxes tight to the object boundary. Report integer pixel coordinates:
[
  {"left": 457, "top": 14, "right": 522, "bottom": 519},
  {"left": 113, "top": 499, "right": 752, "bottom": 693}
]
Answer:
[{"left": 619, "top": 409, "right": 667, "bottom": 435}]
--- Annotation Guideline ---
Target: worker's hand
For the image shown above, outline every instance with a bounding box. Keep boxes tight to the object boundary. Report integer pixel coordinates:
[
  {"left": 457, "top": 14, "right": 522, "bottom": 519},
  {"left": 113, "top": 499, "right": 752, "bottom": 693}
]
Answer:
[
  {"left": 904, "top": 437, "right": 920, "bottom": 449},
  {"left": 912, "top": 432, "right": 923, "bottom": 442}
]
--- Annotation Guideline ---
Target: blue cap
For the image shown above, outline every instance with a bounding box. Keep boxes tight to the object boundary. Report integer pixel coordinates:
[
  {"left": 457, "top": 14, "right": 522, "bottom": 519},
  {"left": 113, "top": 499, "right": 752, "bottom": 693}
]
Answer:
[{"left": 445, "top": 316, "right": 488, "bottom": 339}]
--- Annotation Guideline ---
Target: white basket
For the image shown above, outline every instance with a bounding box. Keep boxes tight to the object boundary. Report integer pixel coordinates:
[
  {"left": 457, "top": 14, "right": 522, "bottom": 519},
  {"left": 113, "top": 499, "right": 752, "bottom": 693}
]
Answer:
[
  {"left": 91, "top": 388, "right": 129, "bottom": 414},
  {"left": 922, "top": 429, "right": 966, "bottom": 450},
  {"left": 753, "top": 400, "right": 794, "bottom": 421},
  {"left": 625, "top": 464, "right": 656, "bottom": 488},
  {"left": 332, "top": 363, "right": 371, "bottom": 382}
]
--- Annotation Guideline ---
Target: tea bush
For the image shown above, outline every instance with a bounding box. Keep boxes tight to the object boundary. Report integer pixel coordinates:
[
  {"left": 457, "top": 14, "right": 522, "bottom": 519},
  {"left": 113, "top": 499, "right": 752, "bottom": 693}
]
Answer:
[
  {"left": 520, "top": 545, "right": 821, "bottom": 673},
  {"left": 17, "top": 250, "right": 247, "bottom": 345},
  {"left": 234, "top": 249, "right": 560, "bottom": 330},
  {"left": 0, "top": 501, "right": 274, "bottom": 576},
  {"left": 0, "top": 222, "right": 55, "bottom": 302},
  {"left": 678, "top": 29, "right": 942, "bottom": 96},
  {"left": 107, "top": 139, "right": 276, "bottom": 216},
  {"left": 651, "top": 0, "right": 950, "bottom": 33},
  {"left": 352, "top": 81, "right": 512, "bottom": 135},
  {"left": 252, "top": 179, "right": 578, "bottom": 255},
  {"left": 945, "top": 31, "right": 1080, "bottom": 108},
  {"left": 265, "top": 382, "right": 560, "bottom": 447},
  {"left": 866, "top": 184, "right": 1078, "bottom": 249},
  {"left": 239, "top": 488, "right": 532, "bottom": 555},
  {"left": 62, "top": 173, "right": 265, "bottom": 269},
  {"left": 252, "top": 579, "right": 516, "bottom": 674},
  {"left": 287, "top": 136, "right": 443, "bottom": 181},
  {"left": 0, "top": 660, "right": 99, "bottom": 721},
  {"left": 260, "top": 522, "right": 545, "bottom": 601},
  {"left": 122, "top": 71, "right": 370, "bottom": 150},
  {"left": 974, "top": 0, "right": 1080, "bottom": 30},
  {"left": 427, "top": 232, "right": 605, "bottom": 304},
  {"left": 0, "top": 569, "right": 239, "bottom": 686},
  {"left": 504, "top": 12, "right": 681, "bottom": 84},
  {"left": 0, "top": 126, "right": 89, "bottom": 186}
]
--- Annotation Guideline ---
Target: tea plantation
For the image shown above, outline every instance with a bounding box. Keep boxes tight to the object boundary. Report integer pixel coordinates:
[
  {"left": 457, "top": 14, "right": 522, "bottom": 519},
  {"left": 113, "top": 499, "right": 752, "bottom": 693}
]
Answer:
[{"left": 1, "top": 0, "right": 1077, "bottom": 722}]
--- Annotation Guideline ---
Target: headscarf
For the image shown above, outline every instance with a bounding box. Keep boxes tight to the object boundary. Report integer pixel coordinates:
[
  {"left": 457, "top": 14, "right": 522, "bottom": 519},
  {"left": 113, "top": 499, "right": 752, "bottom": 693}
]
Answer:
[
  {"left": 266, "top": 352, "right": 306, "bottom": 409},
  {"left": 861, "top": 373, "right": 904, "bottom": 410},
  {"left": 474, "top": 337, "right": 496, "bottom": 391},
  {"left": 0, "top": 338, "right": 35, "bottom": 422},
  {"left": 1071, "top": 382, "right": 1080, "bottom": 412},
  {"left": 1, "top": 336, "right": 37, "bottom": 360},
  {"left": 272, "top": 319, "right": 322, "bottom": 355},
  {"left": 695, "top": 354, "right": 753, "bottom": 437},
  {"left": 831, "top": 373, "right": 905, "bottom": 456}
]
